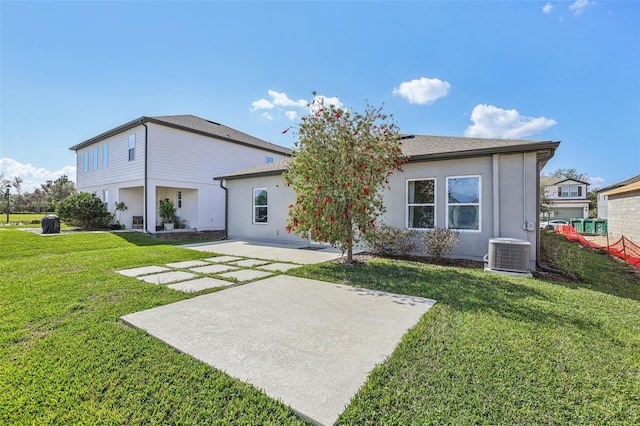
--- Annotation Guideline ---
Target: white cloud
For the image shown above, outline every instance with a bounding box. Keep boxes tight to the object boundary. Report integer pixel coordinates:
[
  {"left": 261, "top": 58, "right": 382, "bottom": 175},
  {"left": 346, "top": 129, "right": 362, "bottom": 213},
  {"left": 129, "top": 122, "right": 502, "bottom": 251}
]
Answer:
[
  {"left": 267, "top": 90, "right": 307, "bottom": 108},
  {"left": 251, "top": 98, "right": 274, "bottom": 110},
  {"left": 251, "top": 89, "right": 344, "bottom": 121},
  {"left": 589, "top": 176, "right": 604, "bottom": 188},
  {"left": 569, "top": 0, "right": 594, "bottom": 15},
  {"left": 542, "top": 3, "right": 554, "bottom": 14},
  {"left": 464, "top": 104, "right": 558, "bottom": 139},
  {"left": 0, "top": 157, "right": 76, "bottom": 193},
  {"left": 392, "top": 77, "right": 451, "bottom": 105},
  {"left": 285, "top": 110, "right": 298, "bottom": 120}
]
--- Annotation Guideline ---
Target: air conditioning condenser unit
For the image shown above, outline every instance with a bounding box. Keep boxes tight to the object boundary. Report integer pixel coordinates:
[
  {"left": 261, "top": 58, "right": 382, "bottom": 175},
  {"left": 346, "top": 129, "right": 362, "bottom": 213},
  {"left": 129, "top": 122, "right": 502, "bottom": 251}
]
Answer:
[{"left": 486, "top": 238, "right": 531, "bottom": 275}]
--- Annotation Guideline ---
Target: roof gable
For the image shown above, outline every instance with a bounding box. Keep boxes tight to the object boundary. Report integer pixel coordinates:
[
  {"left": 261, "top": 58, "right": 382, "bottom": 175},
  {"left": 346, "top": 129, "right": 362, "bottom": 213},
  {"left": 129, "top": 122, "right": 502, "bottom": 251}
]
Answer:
[{"left": 69, "top": 114, "right": 291, "bottom": 156}]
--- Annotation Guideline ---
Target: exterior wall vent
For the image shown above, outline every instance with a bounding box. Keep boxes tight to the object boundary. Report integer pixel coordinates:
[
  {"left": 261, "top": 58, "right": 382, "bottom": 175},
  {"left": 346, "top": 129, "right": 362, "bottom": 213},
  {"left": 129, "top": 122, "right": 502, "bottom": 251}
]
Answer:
[{"left": 487, "top": 238, "right": 531, "bottom": 273}]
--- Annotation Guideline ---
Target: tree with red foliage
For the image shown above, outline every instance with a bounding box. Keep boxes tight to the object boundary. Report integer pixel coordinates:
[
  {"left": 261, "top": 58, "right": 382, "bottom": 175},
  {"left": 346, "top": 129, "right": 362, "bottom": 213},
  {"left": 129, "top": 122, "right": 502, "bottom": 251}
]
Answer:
[{"left": 283, "top": 97, "right": 406, "bottom": 263}]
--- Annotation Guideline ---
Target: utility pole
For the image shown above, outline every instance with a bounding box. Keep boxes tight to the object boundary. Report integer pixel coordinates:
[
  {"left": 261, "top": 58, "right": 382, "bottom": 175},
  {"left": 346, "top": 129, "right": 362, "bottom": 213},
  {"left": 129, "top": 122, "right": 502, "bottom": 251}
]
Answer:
[{"left": 5, "top": 184, "right": 10, "bottom": 224}]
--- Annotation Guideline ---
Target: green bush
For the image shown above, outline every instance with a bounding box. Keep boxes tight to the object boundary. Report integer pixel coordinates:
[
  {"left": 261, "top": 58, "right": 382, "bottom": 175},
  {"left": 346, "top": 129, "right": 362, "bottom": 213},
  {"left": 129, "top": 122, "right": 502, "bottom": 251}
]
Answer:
[
  {"left": 56, "top": 192, "right": 113, "bottom": 230},
  {"left": 364, "top": 224, "right": 418, "bottom": 256},
  {"left": 420, "top": 228, "right": 460, "bottom": 259}
]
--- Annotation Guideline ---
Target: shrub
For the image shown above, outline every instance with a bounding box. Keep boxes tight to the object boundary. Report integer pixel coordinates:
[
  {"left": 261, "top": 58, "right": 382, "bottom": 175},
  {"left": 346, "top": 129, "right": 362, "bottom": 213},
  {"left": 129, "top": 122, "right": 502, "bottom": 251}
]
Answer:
[
  {"left": 56, "top": 192, "right": 113, "bottom": 230},
  {"left": 363, "top": 223, "right": 418, "bottom": 256},
  {"left": 420, "top": 227, "right": 460, "bottom": 259}
]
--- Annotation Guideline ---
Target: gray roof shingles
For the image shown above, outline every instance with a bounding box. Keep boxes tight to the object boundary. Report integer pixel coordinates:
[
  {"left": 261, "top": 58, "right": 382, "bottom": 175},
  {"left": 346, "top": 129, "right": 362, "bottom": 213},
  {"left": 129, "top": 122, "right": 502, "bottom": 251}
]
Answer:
[
  {"left": 215, "top": 135, "right": 559, "bottom": 180},
  {"left": 69, "top": 114, "right": 291, "bottom": 156}
]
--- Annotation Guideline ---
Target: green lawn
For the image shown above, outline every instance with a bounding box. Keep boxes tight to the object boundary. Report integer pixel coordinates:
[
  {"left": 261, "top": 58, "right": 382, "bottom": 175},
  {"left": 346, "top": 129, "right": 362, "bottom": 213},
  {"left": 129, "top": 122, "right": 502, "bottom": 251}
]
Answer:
[
  {"left": 0, "top": 212, "right": 74, "bottom": 229},
  {"left": 1, "top": 230, "right": 639, "bottom": 424}
]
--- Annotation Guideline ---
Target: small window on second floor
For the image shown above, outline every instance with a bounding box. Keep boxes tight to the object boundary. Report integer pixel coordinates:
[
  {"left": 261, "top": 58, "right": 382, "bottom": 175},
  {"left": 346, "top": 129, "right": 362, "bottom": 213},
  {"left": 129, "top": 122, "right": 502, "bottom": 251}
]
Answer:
[
  {"left": 128, "top": 134, "right": 136, "bottom": 161},
  {"left": 266, "top": 156, "right": 274, "bottom": 164},
  {"left": 93, "top": 147, "right": 98, "bottom": 170},
  {"left": 102, "top": 144, "right": 108, "bottom": 168},
  {"left": 83, "top": 151, "right": 89, "bottom": 172}
]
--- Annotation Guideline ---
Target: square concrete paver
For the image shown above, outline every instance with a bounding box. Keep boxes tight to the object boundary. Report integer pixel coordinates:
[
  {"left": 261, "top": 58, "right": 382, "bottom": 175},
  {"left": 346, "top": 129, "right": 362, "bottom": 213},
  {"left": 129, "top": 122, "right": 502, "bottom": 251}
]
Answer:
[
  {"left": 258, "top": 262, "right": 301, "bottom": 272},
  {"left": 122, "top": 275, "right": 436, "bottom": 425},
  {"left": 190, "top": 264, "right": 238, "bottom": 274},
  {"left": 137, "top": 271, "right": 197, "bottom": 284},
  {"left": 165, "top": 260, "right": 211, "bottom": 268},
  {"left": 204, "top": 255, "right": 242, "bottom": 263},
  {"left": 117, "top": 266, "right": 170, "bottom": 277},
  {"left": 219, "top": 269, "right": 272, "bottom": 282},
  {"left": 167, "top": 277, "right": 233, "bottom": 293},
  {"left": 228, "top": 259, "right": 270, "bottom": 267}
]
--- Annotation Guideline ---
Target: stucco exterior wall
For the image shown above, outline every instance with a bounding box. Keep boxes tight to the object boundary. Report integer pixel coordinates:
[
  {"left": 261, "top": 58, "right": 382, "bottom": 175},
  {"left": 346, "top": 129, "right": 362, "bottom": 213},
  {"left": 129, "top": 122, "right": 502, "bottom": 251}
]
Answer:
[
  {"left": 225, "top": 151, "right": 541, "bottom": 269},
  {"left": 606, "top": 190, "right": 640, "bottom": 244}
]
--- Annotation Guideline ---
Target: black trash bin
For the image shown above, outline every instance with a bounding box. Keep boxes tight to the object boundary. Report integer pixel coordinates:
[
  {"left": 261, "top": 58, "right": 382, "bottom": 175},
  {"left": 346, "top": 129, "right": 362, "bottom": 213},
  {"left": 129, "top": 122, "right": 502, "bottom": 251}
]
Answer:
[{"left": 41, "top": 214, "right": 61, "bottom": 234}]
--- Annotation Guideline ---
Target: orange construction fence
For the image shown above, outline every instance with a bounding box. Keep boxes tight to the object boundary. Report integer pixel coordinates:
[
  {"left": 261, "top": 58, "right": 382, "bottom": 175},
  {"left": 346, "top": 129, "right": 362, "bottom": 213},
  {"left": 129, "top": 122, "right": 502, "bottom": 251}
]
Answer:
[{"left": 555, "top": 225, "right": 640, "bottom": 268}]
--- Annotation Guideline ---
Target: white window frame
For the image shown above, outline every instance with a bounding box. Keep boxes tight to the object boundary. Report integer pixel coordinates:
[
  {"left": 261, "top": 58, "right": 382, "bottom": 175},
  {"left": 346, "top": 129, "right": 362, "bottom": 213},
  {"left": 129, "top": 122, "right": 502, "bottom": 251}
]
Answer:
[
  {"left": 102, "top": 144, "right": 108, "bottom": 168},
  {"left": 446, "top": 175, "right": 481, "bottom": 232},
  {"left": 252, "top": 188, "right": 268, "bottom": 224},
  {"left": 83, "top": 151, "right": 89, "bottom": 172},
  {"left": 406, "top": 178, "right": 436, "bottom": 230},
  {"left": 128, "top": 134, "right": 136, "bottom": 161}
]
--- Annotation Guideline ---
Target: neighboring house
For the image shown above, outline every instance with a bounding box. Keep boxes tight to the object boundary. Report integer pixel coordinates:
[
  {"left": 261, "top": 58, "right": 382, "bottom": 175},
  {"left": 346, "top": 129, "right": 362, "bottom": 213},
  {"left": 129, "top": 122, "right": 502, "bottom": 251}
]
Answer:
[
  {"left": 216, "top": 135, "right": 560, "bottom": 270},
  {"left": 69, "top": 115, "right": 290, "bottom": 232},
  {"left": 540, "top": 176, "right": 590, "bottom": 221},
  {"left": 600, "top": 180, "right": 640, "bottom": 244},
  {"left": 596, "top": 174, "right": 640, "bottom": 219}
]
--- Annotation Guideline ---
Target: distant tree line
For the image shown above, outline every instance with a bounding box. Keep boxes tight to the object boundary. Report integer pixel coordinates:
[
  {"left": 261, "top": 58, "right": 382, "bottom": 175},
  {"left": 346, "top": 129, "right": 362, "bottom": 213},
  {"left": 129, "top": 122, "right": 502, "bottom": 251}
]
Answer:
[{"left": 1, "top": 174, "right": 76, "bottom": 213}]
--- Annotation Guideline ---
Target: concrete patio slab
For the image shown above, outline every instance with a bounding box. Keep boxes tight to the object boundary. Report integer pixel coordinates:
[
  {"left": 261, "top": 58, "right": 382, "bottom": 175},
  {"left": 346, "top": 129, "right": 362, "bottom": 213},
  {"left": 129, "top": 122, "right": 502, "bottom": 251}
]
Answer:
[
  {"left": 165, "top": 260, "right": 211, "bottom": 269},
  {"left": 219, "top": 269, "right": 273, "bottom": 282},
  {"left": 121, "top": 275, "right": 436, "bottom": 425},
  {"left": 117, "top": 265, "right": 170, "bottom": 277},
  {"left": 167, "top": 277, "right": 233, "bottom": 293},
  {"left": 258, "top": 262, "right": 301, "bottom": 272},
  {"left": 190, "top": 264, "right": 238, "bottom": 274},
  {"left": 137, "top": 271, "right": 197, "bottom": 284},
  {"left": 204, "top": 255, "right": 242, "bottom": 263},
  {"left": 182, "top": 239, "right": 353, "bottom": 265},
  {"left": 228, "top": 259, "right": 270, "bottom": 268}
]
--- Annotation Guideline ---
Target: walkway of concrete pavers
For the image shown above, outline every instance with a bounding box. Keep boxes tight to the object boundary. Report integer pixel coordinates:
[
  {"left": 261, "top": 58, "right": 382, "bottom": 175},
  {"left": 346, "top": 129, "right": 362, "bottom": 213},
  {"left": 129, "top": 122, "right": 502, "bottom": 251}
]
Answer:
[
  {"left": 180, "top": 239, "right": 357, "bottom": 264},
  {"left": 121, "top": 275, "right": 436, "bottom": 425}
]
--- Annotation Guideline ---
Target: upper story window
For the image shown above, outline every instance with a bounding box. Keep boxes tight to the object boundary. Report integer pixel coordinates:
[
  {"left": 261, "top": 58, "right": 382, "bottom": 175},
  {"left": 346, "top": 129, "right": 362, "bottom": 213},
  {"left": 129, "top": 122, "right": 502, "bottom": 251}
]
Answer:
[
  {"left": 447, "top": 176, "right": 481, "bottom": 231},
  {"left": 128, "top": 134, "right": 136, "bottom": 161},
  {"left": 92, "top": 147, "right": 98, "bottom": 170},
  {"left": 559, "top": 186, "right": 582, "bottom": 197},
  {"left": 253, "top": 188, "right": 268, "bottom": 224},
  {"left": 83, "top": 151, "right": 89, "bottom": 172},
  {"left": 407, "top": 178, "right": 435, "bottom": 229},
  {"left": 265, "top": 156, "right": 274, "bottom": 164},
  {"left": 102, "top": 144, "right": 108, "bottom": 168}
]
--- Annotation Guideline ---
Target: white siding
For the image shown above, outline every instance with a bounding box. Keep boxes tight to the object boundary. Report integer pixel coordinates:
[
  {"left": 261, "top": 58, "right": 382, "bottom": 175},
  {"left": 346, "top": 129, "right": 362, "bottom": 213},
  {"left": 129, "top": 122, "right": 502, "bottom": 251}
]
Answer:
[
  {"left": 145, "top": 124, "right": 288, "bottom": 230},
  {"left": 75, "top": 126, "right": 146, "bottom": 191}
]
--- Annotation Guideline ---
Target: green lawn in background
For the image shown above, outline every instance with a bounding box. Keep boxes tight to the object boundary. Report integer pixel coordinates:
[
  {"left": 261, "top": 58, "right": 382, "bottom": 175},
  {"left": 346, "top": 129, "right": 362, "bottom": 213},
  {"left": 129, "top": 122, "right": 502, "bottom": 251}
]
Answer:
[
  {"left": 0, "top": 212, "right": 65, "bottom": 229},
  {"left": 1, "top": 229, "right": 638, "bottom": 424}
]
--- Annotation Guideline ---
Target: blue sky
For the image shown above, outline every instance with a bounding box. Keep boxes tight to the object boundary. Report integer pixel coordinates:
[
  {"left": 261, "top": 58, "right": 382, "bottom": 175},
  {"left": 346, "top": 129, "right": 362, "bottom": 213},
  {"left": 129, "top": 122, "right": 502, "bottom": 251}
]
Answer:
[{"left": 1, "top": 0, "right": 638, "bottom": 192}]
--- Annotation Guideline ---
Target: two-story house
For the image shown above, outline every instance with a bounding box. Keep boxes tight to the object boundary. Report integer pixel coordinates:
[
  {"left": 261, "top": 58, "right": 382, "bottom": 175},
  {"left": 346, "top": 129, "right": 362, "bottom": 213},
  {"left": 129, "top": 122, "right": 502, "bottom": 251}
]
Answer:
[
  {"left": 540, "top": 176, "right": 590, "bottom": 221},
  {"left": 69, "top": 115, "right": 291, "bottom": 232}
]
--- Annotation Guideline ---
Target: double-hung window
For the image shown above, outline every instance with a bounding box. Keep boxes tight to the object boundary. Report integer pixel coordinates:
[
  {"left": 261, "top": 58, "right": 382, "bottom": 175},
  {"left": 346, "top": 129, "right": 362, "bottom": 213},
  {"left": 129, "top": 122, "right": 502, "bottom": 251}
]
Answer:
[
  {"left": 253, "top": 188, "right": 268, "bottom": 224},
  {"left": 447, "top": 176, "right": 481, "bottom": 231},
  {"left": 407, "top": 179, "right": 435, "bottom": 229},
  {"left": 92, "top": 147, "right": 98, "bottom": 170},
  {"left": 559, "top": 186, "right": 581, "bottom": 197},
  {"left": 83, "top": 151, "right": 89, "bottom": 172}
]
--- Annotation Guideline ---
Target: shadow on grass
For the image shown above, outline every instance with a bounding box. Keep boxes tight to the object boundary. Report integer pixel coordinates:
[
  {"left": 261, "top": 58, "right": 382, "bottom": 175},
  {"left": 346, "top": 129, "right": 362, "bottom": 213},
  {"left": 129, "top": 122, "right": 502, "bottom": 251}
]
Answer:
[{"left": 291, "top": 259, "right": 608, "bottom": 335}]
